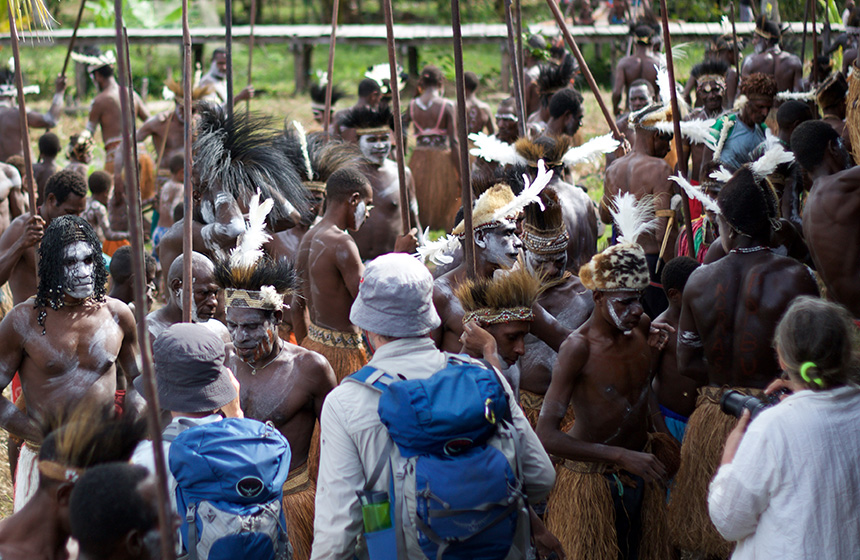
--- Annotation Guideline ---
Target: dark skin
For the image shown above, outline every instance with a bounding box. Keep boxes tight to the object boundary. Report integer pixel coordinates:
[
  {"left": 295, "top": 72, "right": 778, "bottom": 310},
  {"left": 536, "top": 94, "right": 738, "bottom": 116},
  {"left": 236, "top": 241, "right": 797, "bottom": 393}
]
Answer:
[
  {"left": 651, "top": 287, "right": 698, "bottom": 421},
  {"left": 154, "top": 217, "right": 206, "bottom": 294},
  {"left": 683, "top": 53, "right": 738, "bottom": 110},
  {"left": 401, "top": 84, "right": 461, "bottom": 175},
  {"left": 0, "top": 192, "right": 87, "bottom": 305},
  {"left": 612, "top": 43, "right": 660, "bottom": 116},
  {"left": 741, "top": 37, "right": 803, "bottom": 92},
  {"left": 136, "top": 106, "right": 192, "bottom": 171},
  {"left": 801, "top": 139, "right": 860, "bottom": 317},
  {"left": 109, "top": 265, "right": 157, "bottom": 311},
  {"left": 32, "top": 158, "right": 57, "bottom": 207},
  {"left": 495, "top": 100, "right": 520, "bottom": 144},
  {"left": 225, "top": 307, "right": 336, "bottom": 471},
  {"left": 602, "top": 128, "right": 676, "bottom": 257},
  {"left": 0, "top": 288, "right": 144, "bottom": 445},
  {"left": 699, "top": 95, "right": 773, "bottom": 177},
  {"left": 292, "top": 186, "right": 372, "bottom": 343},
  {"left": 464, "top": 88, "right": 495, "bottom": 135},
  {"left": 685, "top": 80, "right": 725, "bottom": 183},
  {"left": 87, "top": 71, "right": 149, "bottom": 154},
  {"left": 520, "top": 251, "right": 593, "bottom": 395},
  {"left": 536, "top": 291, "right": 670, "bottom": 482},
  {"left": 332, "top": 90, "right": 382, "bottom": 141},
  {"left": 0, "top": 163, "right": 27, "bottom": 239},
  {"left": 0, "top": 76, "right": 66, "bottom": 162},
  {"left": 544, "top": 105, "right": 584, "bottom": 139},
  {"left": 0, "top": 480, "right": 73, "bottom": 560},
  {"left": 605, "top": 84, "right": 654, "bottom": 168},
  {"left": 267, "top": 192, "right": 325, "bottom": 264},
  {"left": 549, "top": 177, "right": 599, "bottom": 271},
  {"left": 678, "top": 214, "right": 819, "bottom": 390}
]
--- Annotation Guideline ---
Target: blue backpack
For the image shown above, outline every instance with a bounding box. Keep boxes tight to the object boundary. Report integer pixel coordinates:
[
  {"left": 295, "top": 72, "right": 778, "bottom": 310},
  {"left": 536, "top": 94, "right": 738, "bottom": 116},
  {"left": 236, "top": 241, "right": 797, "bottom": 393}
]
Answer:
[
  {"left": 168, "top": 418, "right": 293, "bottom": 560},
  {"left": 347, "top": 356, "right": 531, "bottom": 560}
]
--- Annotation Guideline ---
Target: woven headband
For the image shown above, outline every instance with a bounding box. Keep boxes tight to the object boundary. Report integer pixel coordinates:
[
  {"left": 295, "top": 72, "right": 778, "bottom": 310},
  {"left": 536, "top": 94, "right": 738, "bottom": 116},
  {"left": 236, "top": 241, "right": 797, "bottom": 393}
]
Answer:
[
  {"left": 356, "top": 127, "right": 391, "bottom": 136},
  {"left": 225, "top": 287, "right": 283, "bottom": 310},
  {"left": 522, "top": 228, "right": 569, "bottom": 255},
  {"left": 463, "top": 306, "right": 534, "bottom": 325}
]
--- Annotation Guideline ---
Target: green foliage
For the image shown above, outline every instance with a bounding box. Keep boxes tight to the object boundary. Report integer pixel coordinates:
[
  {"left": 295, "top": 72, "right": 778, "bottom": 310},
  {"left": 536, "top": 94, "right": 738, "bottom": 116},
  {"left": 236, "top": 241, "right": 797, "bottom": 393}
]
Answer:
[{"left": 85, "top": 0, "right": 183, "bottom": 29}]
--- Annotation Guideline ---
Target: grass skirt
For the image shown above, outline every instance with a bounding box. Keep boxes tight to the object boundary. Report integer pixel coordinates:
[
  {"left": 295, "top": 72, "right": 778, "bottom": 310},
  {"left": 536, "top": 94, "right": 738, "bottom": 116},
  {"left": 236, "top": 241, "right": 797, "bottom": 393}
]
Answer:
[
  {"left": 667, "top": 387, "right": 764, "bottom": 558},
  {"left": 300, "top": 322, "right": 367, "bottom": 383},
  {"left": 283, "top": 463, "right": 316, "bottom": 560},
  {"left": 409, "top": 145, "right": 461, "bottom": 232},
  {"left": 518, "top": 389, "right": 575, "bottom": 432}
]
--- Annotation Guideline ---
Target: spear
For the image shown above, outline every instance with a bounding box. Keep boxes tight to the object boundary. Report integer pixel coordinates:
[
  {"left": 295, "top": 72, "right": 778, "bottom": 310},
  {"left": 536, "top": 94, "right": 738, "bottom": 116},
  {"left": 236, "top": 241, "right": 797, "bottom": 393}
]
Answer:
[
  {"left": 246, "top": 0, "right": 257, "bottom": 113},
  {"left": 113, "top": 7, "right": 175, "bottom": 560},
  {"left": 5, "top": 3, "right": 38, "bottom": 215},
  {"left": 811, "top": 0, "right": 819, "bottom": 85},
  {"left": 504, "top": 0, "right": 527, "bottom": 135},
  {"left": 658, "top": 0, "right": 695, "bottom": 259},
  {"left": 801, "top": 0, "right": 810, "bottom": 71},
  {"left": 381, "top": 0, "right": 411, "bottom": 232},
  {"left": 729, "top": 2, "right": 741, "bottom": 82},
  {"left": 545, "top": 0, "right": 628, "bottom": 149},
  {"left": 60, "top": 0, "right": 88, "bottom": 76},
  {"left": 226, "top": 0, "right": 234, "bottom": 115},
  {"left": 323, "top": 0, "right": 340, "bottom": 134},
  {"left": 182, "top": 0, "right": 195, "bottom": 322},
  {"left": 514, "top": 0, "right": 526, "bottom": 117},
  {"left": 451, "top": 0, "right": 476, "bottom": 278}
]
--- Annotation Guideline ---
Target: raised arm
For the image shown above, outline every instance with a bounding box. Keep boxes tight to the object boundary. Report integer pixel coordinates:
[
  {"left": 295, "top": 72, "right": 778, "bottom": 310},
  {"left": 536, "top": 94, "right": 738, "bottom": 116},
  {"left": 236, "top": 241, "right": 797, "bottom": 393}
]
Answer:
[
  {"left": 26, "top": 75, "right": 66, "bottom": 129},
  {"left": 0, "top": 216, "right": 43, "bottom": 287}
]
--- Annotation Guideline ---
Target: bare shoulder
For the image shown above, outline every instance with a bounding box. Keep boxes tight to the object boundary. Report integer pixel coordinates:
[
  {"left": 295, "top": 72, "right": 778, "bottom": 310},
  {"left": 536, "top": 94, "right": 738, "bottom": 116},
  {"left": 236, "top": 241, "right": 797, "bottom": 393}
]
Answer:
[
  {"left": 284, "top": 343, "right": 331, "bottom": 373},
  {"left": 558, "top": 329, "right": 590, "bottom": 365},
  {"left": 105, "top": 297, "right": 136, "bottom": 326}
]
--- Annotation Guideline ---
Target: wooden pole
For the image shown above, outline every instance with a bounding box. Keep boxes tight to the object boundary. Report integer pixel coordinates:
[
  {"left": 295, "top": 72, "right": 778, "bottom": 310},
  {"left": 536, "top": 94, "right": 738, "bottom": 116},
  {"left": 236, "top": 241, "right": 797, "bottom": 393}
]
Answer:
[
  {"left": 323, "top": 0, "right": 340, "bottom": 134},
  {"left": 5, "top": 4, "right": 37, "bottom": 215},
  {"left": 154, "top": 110, "right": 174, "bottom": 173},
  {"left": 514, "top": 0, "right": 525, "bottom": 115},
  {"left": 225, "top": 0, "right": 234, "bottom": 115},
  {"left": 729, "top": 2, "right": 741, "bottom": 80},
  {"left": 182, "top": 0, "right": 194, "bottom": 322},
  {"left": 246, "top": 0, "right": 257, "bottom": 114},
  {"left": 658, "top": 0, "right": 695, "bottom": 259},
  {"left": 60, "top": 0, "right": 88, "bottom": 76},
  {"left": 113, "top": 8, "right": 175, "bottom": 560},
  {"left": 381, "top": 0, "right": 411, "bottom": 232},
  {"left": 545, "top": 0, "right": 627, "bottom": 147},
  {"left": 801, "top": 0, "right": 810, "bottom": 71},
  {"left": 811, "top": 0, "right": 819, "bottom": 85},
  {"left": 504, "top": 0, "right": 527, "bottom": 135},
  {"left": 451, "top": 0, "right": 476, "bottom": 279}
]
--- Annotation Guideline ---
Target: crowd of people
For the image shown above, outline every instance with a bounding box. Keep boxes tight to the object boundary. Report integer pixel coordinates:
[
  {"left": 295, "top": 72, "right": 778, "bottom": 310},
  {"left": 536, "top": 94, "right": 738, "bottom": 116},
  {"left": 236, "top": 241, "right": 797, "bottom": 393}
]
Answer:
[{"left": 0, "top": 8, "right": 857, "bottom": 560}]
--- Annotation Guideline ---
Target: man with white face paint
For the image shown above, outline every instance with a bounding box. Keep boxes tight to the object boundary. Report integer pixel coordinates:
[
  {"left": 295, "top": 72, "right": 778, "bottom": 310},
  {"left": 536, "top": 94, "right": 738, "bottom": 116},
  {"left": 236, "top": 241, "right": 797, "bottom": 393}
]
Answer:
[
  {"left": 145, "top": 252, "right": 231, "bottom": 346},
  {"left": 0, "top": 216, "right": 146, "bottom": 511},
  {"left": 536, "top": 193, "right": 678, "bottom": 559},
  {"left": 741, "top": 16, "right": 802, "bottom": 93},
  {"left": 339, "top": 105, "right": 420, "bottom": 260}
]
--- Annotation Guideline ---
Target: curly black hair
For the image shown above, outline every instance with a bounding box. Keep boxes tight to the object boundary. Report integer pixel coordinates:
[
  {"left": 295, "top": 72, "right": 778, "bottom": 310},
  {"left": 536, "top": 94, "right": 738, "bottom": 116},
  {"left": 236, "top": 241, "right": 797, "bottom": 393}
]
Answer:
[
  {"left": 339, "top": 105, "right": 394, "bottom": 132},
  {"left": 36, "top": 215, "right": 107, "bottom": 333},
  {"left": 661, "top": 256, "right": 700, "bottom": 295},
  {"left": 45, "top": 169, "right": 88, "bottom": 205},
  {"left": 717, "top": 167, "right": 778, "bottom": 240}
]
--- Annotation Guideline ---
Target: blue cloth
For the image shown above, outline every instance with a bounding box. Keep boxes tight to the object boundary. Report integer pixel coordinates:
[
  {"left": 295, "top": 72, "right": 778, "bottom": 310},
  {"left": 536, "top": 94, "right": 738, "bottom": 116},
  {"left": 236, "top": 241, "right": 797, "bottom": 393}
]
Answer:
[
  {"left": 720, "top": 117, "right": 766, "bottom": 171},
  {"left": 659, "top": 403, "right": 689, "bottom": 443}
]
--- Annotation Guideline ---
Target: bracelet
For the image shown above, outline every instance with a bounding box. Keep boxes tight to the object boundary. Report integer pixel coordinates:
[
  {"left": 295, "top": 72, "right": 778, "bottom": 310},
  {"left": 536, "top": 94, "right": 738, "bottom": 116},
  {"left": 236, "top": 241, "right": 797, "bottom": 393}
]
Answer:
[{"left": 52, "top": 93, "right": 64, "bottom": 106}]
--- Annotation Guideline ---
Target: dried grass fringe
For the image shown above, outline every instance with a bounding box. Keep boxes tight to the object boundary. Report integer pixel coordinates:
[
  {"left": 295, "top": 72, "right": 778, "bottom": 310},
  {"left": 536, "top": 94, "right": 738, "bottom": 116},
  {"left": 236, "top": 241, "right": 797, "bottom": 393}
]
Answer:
[
  {"left": 283, "top": 477, "right": 316, "bottom": 560},
  {"left": 847, "top": 65, "right": 860, "bottom": 165},
  {"left": 300, "top": 337, "right": 367, "bottom": 383}
]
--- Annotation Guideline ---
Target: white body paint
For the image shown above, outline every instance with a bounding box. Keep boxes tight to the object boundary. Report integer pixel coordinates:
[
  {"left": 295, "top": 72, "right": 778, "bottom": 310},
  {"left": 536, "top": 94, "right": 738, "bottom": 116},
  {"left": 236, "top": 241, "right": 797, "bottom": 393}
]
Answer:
[
  {"left": 354, "top": 201, "right": 368, "bottom": 230},
  {"left": 63, "top": 241, "right": 96, "bottom": 299}
]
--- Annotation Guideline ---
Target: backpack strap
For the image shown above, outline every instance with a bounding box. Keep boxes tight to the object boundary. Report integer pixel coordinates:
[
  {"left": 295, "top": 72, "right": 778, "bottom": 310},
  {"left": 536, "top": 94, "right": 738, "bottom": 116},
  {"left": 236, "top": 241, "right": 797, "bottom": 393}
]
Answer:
[{"left": 344, "top": 365, "right": 399, "bottom": 393}]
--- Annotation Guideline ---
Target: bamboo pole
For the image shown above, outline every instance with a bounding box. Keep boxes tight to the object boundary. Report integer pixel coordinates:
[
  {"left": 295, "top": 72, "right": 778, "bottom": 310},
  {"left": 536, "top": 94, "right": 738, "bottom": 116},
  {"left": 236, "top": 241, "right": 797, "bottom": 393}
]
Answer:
[
  {"left": 226, "top": 0, "right": 234, "bottom": 115},
  {"left": 545, "top": 0, "right": 627, "bottom": 148},
  {"left": 451, "top": 0, "right": 476, "bottom": 279},
  {"left": 514, "top": 0, "right": 525, "bottom": 116},
  {"left": 246, "top": 0, "right": 257, "bottom": 114},
  {"left": 60, "top": 0, "right": 88, "bottom": 76},
  {"left": 5, "top": 4, "right": 37, "bottom": 215},
  {"left": 811, "top": 0, "right": 819, "bottom": 85},
  {"left": 729, "top": 2, "right": 741, "bottom": 80},
  {"left": 113, "top": 9, "right": 175, "bottom": 560},
  {"left": 801, "top": 0, "right": 810, "bottom": 71},
  {"left": 381, "top": 0, "right": 411, "bottom": 232},
  {"left": 658, "top": 0, "right": 695, "bottom": 259},
  {"left": 323, "top": 0, "right": 340, "bottom": 134},
  {"left": 182, "top": 0, "right": 194, "bottom": 322},
  {"left": 504, "top": 0, "right": 527, "bottom": 135}
]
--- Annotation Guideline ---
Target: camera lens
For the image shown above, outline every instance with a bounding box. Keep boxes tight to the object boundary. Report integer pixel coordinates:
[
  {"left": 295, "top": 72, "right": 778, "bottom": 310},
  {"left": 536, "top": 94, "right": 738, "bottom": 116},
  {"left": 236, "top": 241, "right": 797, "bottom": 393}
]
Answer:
[{"left": 720, "top": 390, "right": 770, "bottom": 419}]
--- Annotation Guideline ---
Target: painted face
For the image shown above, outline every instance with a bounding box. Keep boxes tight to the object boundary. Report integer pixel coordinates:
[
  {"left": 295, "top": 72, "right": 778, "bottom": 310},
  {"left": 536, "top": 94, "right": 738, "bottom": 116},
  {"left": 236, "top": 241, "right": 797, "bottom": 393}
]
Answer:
[
  {"left": 603, "top": 291, "right": 644, "bottom": 334},
  {"left": 358, "top": 133, "right": 392, "bottom": 166},
  {"left": 486, "top": 321, "right": 530, "bottom": 367},
  {"left": 352, "top": 199, "right": 371, "bottom": 231},
  {"left": 698, "top": 79, "right": 725, "bottom": 113},
  {"left": 628, "top": 85, "right": 653, "bottom": 112},
  {"left": 525, "top": 250, "right": 567, "bottom": 280},
  {"left": 62, "top": 241, "right": 96, "bottom": 300},
  {"left": 477, "top": 222, "right": 522, "bottom": 267},
  {"left": 496, "top": 111, "right": 519, "bottom": 143},
  {"left": 226, "top": 307, "right": 278, "bottom": 365}
]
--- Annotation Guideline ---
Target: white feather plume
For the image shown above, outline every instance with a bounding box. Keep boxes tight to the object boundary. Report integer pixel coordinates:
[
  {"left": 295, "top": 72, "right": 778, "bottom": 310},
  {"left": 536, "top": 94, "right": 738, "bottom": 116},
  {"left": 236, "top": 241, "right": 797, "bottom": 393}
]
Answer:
[
  {"left": 709, "top": 166, "right": 734, "bottom": 183},
  {"left": 468, "top": 132, "right": 525, "bottom": 166},
  {"left": 610, "top": 192, "right": 658, "bottom": 246},
  {"left": 750, "top": 141, "right": 794, "bottom": 179},
  {"left": 562, "top": 134, "right": 620, "bottom": 167},
  {"left": 720, "top": 15, "right": 732, "bottom": 35},
  {"left": 669, "top": 173, "right": 721, "bottom": 215},
  {"left": 415, "top": 234, "right": 460, "bottom": 265},
  {"left": 657, "top": 63, "right": 672, "bottom": 107},
  {"left": 259, "top": 285, "right": 283, "bottom": 308},
  {"left": 229, "top": 191, "right": 273, "bottom": 270},
  {"left": 775, "top": 90, "right": 816, "bottom": 102},
  {"left": 490, "top": 160, "right": 553, "bottom": 223},
  {"left": 651, "top": 120, "right": 717, "bottom": 148},
  {"left": 291, "top": 120, "right": 313, "bottom": 181}
]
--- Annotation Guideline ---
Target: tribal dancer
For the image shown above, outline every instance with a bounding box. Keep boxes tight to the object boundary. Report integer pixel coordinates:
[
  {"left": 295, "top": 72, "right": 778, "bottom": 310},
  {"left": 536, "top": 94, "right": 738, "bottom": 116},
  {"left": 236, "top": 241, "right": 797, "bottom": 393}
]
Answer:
[
  {"left": 216, "top": 195, "right": 336, "bottom": 560},
  {"left": 527, "top": 55, "right": 575, "bottom": 138},
  {"left": 537, "top": 193, "right": 679, "bottom": 560}
]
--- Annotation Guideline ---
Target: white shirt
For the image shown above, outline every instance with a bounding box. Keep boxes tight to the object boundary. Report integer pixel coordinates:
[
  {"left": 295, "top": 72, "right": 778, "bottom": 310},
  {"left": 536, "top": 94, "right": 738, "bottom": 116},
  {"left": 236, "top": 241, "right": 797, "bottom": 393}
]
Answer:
[
  {"left": 311, "top": 337, "right": 555, "bottom": 560},
  {"left": 708, "top": 386, "right": 860, "bottom": 559}
]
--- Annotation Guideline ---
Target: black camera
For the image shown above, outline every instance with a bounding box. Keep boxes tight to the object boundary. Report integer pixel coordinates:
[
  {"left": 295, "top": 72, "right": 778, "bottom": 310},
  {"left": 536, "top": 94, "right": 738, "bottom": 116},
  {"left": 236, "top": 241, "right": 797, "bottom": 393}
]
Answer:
[{"left": 720, "top": 389, "right": 789, "bottom": 420}]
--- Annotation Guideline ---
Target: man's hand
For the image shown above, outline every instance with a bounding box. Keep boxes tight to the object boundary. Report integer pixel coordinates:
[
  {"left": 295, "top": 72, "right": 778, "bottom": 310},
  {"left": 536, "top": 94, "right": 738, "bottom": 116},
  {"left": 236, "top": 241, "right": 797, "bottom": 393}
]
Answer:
[
  {"left": 220, "top": 369, "right": 244, "bottom": 419},
  {"left": 533, "top": 521, "right": 566, "bottom": 559},
  {"left": 19, "top": 214, "right": 45, "bottom": 250},
  {"left": 460, "top": 319, "right": 502, "bottom": 369},
  {"left": 648, "top": 321, "right": 675, "bottom": 351},
  {"left": 393, "top": 228, "right": 418, "bottom": 253},
  {"left": 235, "top": 85, "right": 255, "bottom": 103},
  {"left": 720, "top": 409, "right": 750, "bottom": 465},
  {"left": 617, "top": 449, "right": 667, "bottom": 483},
  {"left": 54, "top": 74, "right": 67, "bottom": 94}
]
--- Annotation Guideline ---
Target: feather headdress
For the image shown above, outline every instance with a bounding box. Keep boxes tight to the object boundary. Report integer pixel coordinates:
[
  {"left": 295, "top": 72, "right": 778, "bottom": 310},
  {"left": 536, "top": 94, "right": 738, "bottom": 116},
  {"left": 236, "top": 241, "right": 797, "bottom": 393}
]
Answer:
[
  {"left": 536, "top": 54, "right": 575, "bottom": 97},
  {"left": 278, "top": 126, "right": 364, "bottom": 197},
  {"left": 709, "top": 165, "right": 734, "bottom": 183},
  {"left": 610, "top": 192, "right": 658, "bottom": 246},
  {"left": 415, "top": 234, "right": 460, "bottom": 266},
  {"left": 775, "top": 90, "right": 816, "bottom": 102},
  {"left": 214, "top": 193, "right": 298, "bottom": 310},
  {"left": 0, "top": 84, "right": 38, "bottom": 97},
  {"left": 339, "top": 105, "right": 394, "bottom": 136},
  {"left": 522, "top": 189, "right": 569, "bottom": 256},
  {"left": 749, "top": 140, "right": 794, "bottom": 179},
  {"left": 5, "top": 0, "right": 56, "bottom": 31},
  {"left": 455, "top": 265, "right": 544, "bottom": 325},
  {"left": 194, "top": 103, "right": 310, "bottom": 229},
  {"left": 562, "top": 134, "right": 620, "bottom": 167},
  {"left": 365, "top": 63, "right": 407, "bottom": 94},
  {"left": 163, "top": 75, "right": 215, "bottom": 101},
  {"left": 669, "top": 172, "right": 721, "bottom": 215},
  {"left": 70, "top": 50, "right": 116, "bottom": 73},
  {"left": 489, "top": 160, "right": 553, "bottom": 224},
  {"left": 469, "top": 132, "right": 525, "bottom": 166},
  {"left": 651, "top": 119, "right": 718, "bottom": 148},
  {"left": 310, "top": 81, "right": 345, "bottom": 108}
]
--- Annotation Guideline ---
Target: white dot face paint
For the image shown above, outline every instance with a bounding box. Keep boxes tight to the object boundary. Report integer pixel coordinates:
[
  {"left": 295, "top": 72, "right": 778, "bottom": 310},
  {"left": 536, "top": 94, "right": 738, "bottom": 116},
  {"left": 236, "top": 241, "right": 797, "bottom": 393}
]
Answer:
[
  {"left": 63, "top": 241, "right": 96, "bottom": 300},
  {"left": 480, "top": 224, "right": 522, "bottom": 267},
  {"left": 358, "top": 134, "right": 391, "bottom": 166},
  {"left": 354, "top": 200, "right": 368, "bottom": 230},
  {"left": 605, "top": 294, "right": 641, "bottom": 335}
]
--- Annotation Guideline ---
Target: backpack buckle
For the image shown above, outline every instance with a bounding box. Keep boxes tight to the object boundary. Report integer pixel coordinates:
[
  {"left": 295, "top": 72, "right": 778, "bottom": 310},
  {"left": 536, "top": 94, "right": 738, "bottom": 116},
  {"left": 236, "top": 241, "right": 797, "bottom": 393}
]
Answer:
[{"left": 484, "top": 398, "right": 496, "bottom": 424}]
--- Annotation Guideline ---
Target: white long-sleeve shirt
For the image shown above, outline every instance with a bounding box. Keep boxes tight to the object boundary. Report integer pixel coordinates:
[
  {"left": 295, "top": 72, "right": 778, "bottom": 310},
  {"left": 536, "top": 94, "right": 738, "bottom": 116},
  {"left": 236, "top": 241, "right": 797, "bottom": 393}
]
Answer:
[
  {"left": 708, "top": 385, "right": 860, "bottom": 559},
  {"left": 311, "top": 336, "right": 556, "bottom": 560}
]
